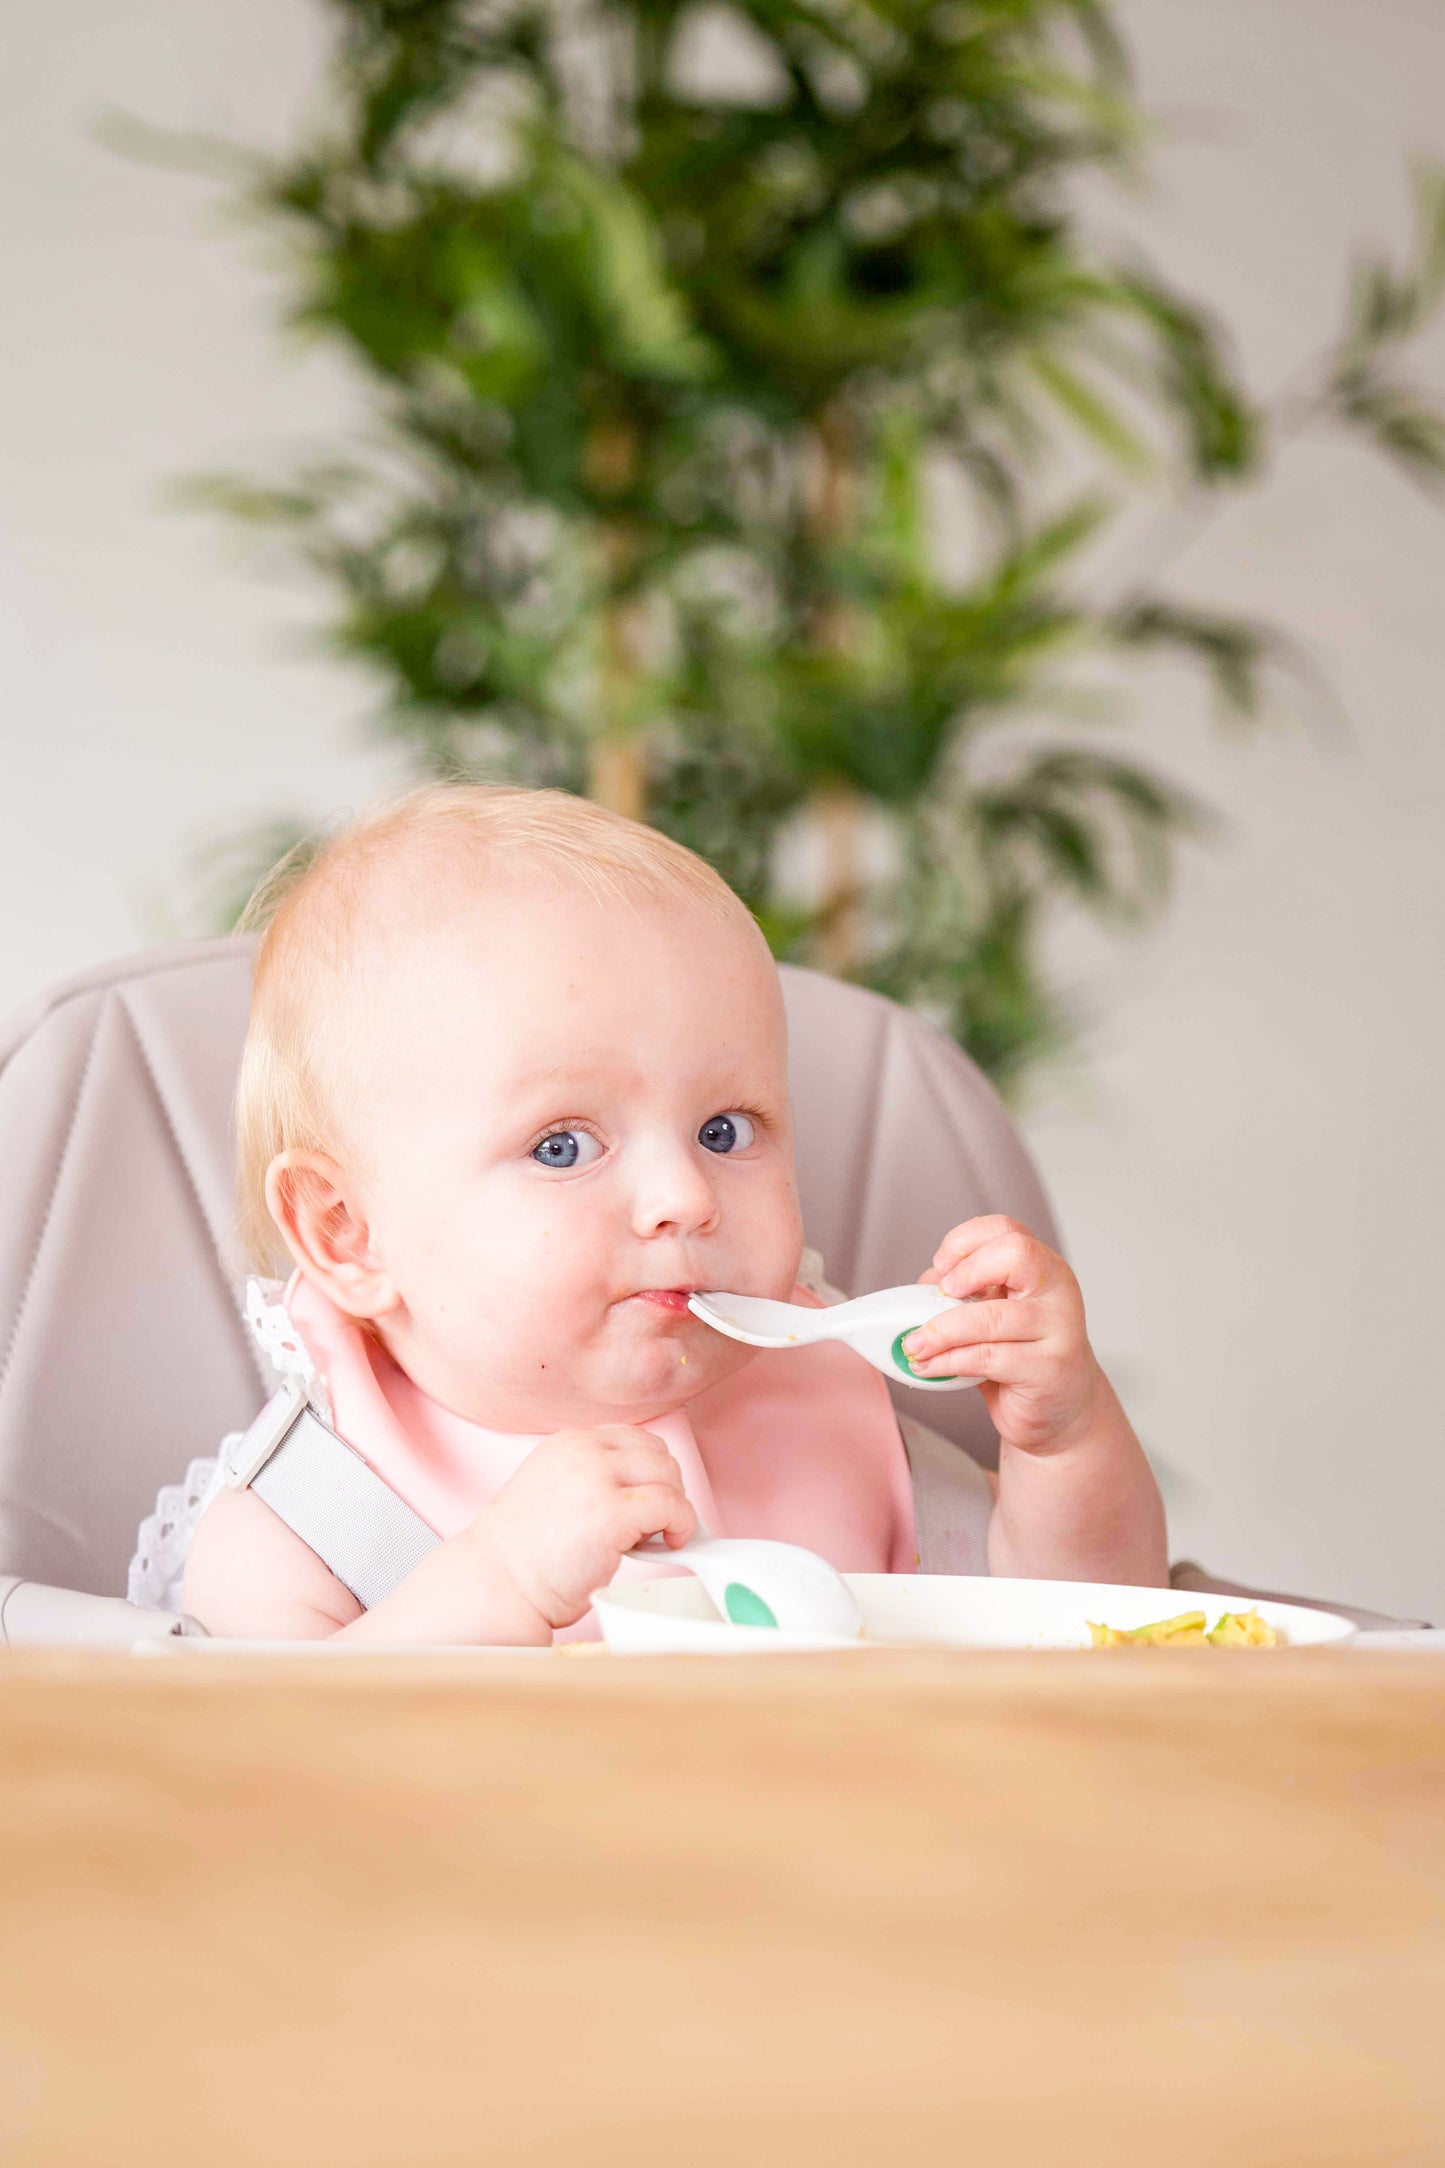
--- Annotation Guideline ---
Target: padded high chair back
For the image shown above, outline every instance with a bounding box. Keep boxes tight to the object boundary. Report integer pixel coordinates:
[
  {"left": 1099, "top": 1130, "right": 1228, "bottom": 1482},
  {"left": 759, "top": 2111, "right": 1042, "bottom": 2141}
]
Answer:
[{"left": 0, "top": 937, "right": 1058, "bottom": 1598}]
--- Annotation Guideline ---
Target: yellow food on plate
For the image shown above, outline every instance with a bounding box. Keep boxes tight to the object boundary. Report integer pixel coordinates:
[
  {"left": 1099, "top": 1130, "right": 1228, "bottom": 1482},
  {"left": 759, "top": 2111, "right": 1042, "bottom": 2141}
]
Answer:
[
  {"left": 1206, "top": 1607, "right": 1281, "bottom": 1647},
  {"left": 1087, "top": 1607, "right": 1282, "bottom": 1649}
]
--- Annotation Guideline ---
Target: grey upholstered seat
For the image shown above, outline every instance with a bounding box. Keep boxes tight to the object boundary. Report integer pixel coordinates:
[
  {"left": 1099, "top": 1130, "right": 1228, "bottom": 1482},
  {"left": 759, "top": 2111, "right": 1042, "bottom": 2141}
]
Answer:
[{"left": 0, "top": 939, "right": 1057, "bottom": 1599}]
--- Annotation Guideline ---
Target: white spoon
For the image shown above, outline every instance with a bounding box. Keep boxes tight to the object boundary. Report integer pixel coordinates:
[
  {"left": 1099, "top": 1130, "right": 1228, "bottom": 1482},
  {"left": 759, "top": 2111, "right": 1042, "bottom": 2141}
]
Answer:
[
  {"left": 686, "top": 1283, "right": 981, "bottom": 1393},
  {"left": 626, "top": 1529, "right": 864, "bottom": 1638}
]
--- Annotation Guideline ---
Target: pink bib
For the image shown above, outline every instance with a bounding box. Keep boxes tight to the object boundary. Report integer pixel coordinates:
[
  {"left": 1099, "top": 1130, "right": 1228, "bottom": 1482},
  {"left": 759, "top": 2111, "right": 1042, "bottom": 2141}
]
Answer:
[{"left": 283, "top": 1275, "right": 917, "bottom": 1637}]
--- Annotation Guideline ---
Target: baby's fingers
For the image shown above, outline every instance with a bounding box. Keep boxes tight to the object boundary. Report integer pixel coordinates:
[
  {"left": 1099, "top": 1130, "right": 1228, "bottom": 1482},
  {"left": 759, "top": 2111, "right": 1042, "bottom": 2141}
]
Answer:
[
  {"left": 905, "top": 1339, "right": 1051, "bottom": 1384},
  {"left": 617, "top": 1484, "right": 698, "bottom": 1552},
  {"left": 601, "top": 1435, "right": 687, "bottom": 1492},
  {"left": 937, "top": 1230, "right": 1062, "bottom": 1303},
  {"left": 931, "top": 1215, "right": 1033, "bottom": 1276},
  {"left": 901, "top": 1297, "right": 1046, "bottom": 1369},
  {"left": 917, "top": 1261, "right": 1008, "bottom": 1303}
]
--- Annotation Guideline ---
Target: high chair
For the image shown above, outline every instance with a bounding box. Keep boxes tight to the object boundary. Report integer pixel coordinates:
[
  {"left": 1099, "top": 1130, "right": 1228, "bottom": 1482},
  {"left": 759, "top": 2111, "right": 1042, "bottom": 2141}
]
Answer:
[{"left": 0, "top": 937, "right": 1410, "bottom": 1641}]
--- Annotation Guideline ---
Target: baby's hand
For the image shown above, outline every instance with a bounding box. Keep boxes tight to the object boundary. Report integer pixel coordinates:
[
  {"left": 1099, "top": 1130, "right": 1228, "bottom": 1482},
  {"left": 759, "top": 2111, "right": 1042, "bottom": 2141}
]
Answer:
[
  {"left": 902, "top": 1215, "right": 1103, "bottom": 1457},
  {"left": 480, "top": 1426, "right": 698, "bottom": 1633}
]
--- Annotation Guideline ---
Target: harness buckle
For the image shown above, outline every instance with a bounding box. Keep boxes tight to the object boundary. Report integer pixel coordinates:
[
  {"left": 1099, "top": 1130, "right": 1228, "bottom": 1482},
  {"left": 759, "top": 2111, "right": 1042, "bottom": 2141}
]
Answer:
[{"left": 222, "top": 1374, "right": 310, "bottom": 1489}]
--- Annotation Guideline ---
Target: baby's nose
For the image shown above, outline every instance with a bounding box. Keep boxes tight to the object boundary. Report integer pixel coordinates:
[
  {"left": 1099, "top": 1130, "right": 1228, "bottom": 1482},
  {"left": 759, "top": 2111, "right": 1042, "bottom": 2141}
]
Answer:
[{"left": 629, "top": 1145, "right": 721, "bottom": 1236}]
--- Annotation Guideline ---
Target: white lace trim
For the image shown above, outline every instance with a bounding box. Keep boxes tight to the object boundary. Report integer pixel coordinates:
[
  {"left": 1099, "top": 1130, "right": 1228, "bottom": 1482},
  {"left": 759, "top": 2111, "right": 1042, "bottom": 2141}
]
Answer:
[
  {"left": 127, "top": 1449, "right": 233, "bottom": 1612},
  {"left": 243, "top": 1275, "right": 332, "bottom": 1423},
  {"left": 126, "top": 1276, "right": 324, "bottom": 1614}
]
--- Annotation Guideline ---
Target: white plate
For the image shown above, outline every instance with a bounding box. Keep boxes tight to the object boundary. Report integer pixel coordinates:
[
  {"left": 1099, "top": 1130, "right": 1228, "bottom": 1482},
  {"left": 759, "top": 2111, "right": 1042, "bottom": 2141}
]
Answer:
[{"left": 591, "top": 1572, "right": 1357, "bottom": 1654}]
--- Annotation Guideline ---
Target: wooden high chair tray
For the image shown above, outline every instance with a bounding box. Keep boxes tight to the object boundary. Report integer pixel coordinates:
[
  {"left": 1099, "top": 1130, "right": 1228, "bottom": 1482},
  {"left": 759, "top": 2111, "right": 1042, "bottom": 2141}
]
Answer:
[{"left": 1, "top": 1649, "right": 1442, "bottom": 2166}]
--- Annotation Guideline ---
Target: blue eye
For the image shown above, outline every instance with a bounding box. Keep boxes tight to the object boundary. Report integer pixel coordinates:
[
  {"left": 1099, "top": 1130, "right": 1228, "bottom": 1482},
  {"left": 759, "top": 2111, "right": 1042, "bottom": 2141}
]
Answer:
[
  {"left": 531, "top": 1129, "right": 603, "bottom": 1170},
  {"left": 698, "top": 1111, "right": 756, "bottom": 1155}
]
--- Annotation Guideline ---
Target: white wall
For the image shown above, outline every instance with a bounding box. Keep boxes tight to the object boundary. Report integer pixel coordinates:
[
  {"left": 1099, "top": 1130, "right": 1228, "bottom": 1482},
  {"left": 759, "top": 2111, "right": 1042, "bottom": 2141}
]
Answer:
[
  {"left": 2, "top": 0, "right": 1442, "bottom": 1618},
  {"left": 0, "top": 0, "right": 401, "bottom": 995},
  {"left": 1022, "top": 0, "right": 1445, "bottom": 1622}
]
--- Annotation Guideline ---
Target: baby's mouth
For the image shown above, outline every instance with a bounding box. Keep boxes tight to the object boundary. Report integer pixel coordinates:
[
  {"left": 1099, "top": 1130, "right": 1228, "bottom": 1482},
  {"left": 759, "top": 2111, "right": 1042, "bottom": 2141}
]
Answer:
[{"left": 627, "top": 1287, "right": 699, "bottom": 1315}]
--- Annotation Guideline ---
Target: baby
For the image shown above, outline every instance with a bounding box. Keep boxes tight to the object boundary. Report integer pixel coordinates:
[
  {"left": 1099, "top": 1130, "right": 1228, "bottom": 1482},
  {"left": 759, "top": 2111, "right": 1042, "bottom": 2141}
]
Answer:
[{"left": 179, "top": 784, "right": 1166, "bottom": 1641}]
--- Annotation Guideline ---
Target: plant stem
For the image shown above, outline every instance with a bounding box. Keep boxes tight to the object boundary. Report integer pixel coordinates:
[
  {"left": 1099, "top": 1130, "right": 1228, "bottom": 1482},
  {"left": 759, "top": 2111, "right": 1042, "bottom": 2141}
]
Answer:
[
  {"left": 811, "top": 780, "right": 868, "bottom": 973},
  {"left": 586, "top": 417, "right": 648, "bottom": 823},
  {"left": 805, "top": 401, "right": 867, "bottom": 972},
  {"left": 587, "top": 728, "right": 648, "bottom": 822}
]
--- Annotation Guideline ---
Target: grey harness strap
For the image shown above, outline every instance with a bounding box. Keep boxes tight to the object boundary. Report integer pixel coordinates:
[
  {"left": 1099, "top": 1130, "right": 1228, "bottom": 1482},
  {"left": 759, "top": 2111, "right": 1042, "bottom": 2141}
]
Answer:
[{"left": 219, "top": 1376, "right": 441, "bottom": 1610}]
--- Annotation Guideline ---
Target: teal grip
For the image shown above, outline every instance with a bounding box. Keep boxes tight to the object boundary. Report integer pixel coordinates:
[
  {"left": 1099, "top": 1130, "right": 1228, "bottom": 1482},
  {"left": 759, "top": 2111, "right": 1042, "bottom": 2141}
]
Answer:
[
  {"left": 723, "top": 1582, "right": 779, "bottom": 1628},
  {"left": 891, "top": 1328, "right": 961, "bottom": 1382}
]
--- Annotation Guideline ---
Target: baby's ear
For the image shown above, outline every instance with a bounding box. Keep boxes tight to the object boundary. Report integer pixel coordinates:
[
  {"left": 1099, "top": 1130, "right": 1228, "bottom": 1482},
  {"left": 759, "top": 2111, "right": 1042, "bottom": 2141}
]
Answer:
[{"left": 264, "top": 1150, "right": 399, "bottom": 1319}]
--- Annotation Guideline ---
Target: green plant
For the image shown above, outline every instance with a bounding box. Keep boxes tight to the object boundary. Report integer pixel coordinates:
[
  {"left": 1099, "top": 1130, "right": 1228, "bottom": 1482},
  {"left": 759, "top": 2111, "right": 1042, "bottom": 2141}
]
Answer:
[{"left": 145, "top": 0, "right": 1445, "bottom": 1092}]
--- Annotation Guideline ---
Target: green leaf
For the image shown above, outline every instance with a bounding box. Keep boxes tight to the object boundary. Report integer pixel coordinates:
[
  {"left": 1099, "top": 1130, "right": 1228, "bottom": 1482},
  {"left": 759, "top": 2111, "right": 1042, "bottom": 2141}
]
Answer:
[
  {"left": 1028, "top": 351, "right": 1153, "bottom": 472},
  {"left": 149, "top": 0, "right": 1445, "bottom": 1095},
  {"left": 539, "top": 142, "right": 719, "bottom": 383},
  {"left": 1328, "top": 369, "right": 1445, "bottom": 496},
  {"left": 1112, "top": 598, "right": 1282, "bottom": 720}
]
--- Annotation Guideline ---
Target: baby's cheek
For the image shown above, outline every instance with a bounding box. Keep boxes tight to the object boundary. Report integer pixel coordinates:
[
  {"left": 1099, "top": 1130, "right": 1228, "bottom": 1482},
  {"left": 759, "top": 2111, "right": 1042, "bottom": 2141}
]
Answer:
[
  {"left": 421, "top": 1238, "right": 534, "bottom": 1352},
  {"left": 682, "top": 1329, "right": 759, "bottom": 1393},
  {"left": 479, "top": 1250, "right": 601, "bottom": 1365}
]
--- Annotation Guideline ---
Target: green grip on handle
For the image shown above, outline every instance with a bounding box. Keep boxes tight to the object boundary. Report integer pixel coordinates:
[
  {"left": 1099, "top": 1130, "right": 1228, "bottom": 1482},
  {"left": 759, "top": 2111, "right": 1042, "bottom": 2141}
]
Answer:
[
  {"left": 723, "top": 1582, "right": 779, "bottom": 1628},
  {"left": 891, "top": 1329, "right": 961, "bottom": 1382}
]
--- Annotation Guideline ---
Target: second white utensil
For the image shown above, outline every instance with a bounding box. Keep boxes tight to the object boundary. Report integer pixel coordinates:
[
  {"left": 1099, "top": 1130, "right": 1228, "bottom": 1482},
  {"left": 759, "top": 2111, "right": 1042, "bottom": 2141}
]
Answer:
[{"left": 624, "top": 1530, "right": 864, "bottom": 1638}]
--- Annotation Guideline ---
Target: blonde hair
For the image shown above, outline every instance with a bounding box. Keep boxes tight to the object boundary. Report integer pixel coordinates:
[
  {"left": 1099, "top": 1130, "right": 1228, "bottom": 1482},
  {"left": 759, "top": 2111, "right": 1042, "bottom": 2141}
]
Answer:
[{"left": 234, "top": 782, "right": 758, "bottom": 1274}]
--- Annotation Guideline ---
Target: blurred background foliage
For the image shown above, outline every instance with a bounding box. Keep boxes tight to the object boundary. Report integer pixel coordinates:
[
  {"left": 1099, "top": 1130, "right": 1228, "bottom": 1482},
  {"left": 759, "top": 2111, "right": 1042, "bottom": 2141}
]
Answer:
[{"left": 154, "top": 0, "right": 1445, "bottom": 1091}]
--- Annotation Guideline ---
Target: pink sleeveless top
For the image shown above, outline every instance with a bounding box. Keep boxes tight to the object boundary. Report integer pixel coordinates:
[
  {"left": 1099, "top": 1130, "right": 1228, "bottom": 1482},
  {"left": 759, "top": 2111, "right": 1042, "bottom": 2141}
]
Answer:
[{"left": 283, "top": 1274, "right": 918, "bottom": 1637}]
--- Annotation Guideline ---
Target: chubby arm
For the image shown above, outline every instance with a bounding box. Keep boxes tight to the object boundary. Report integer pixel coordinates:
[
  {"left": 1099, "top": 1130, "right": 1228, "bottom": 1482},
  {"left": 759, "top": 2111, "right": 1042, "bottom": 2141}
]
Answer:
[
  {"left": 902, "top": 1215, "right": 1168, "bottom": 1588},
  {"left": 181, "top": 1485, "right": 553, "bottom": 1644},
  {"left": 984, "top": 1365, "right": 1166, "bottom": 1585},
  {"left": 181, "top": 1422, "right": 697, "bottom": 1644}
]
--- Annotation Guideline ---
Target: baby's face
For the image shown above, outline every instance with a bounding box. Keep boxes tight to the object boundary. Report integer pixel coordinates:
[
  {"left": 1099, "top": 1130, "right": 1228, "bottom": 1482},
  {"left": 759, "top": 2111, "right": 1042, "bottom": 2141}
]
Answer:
[{"left": 340, "top": 877, "right": 805, "bottom": 1430}]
